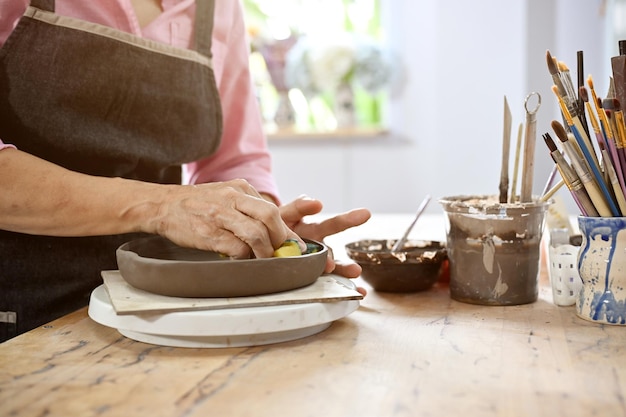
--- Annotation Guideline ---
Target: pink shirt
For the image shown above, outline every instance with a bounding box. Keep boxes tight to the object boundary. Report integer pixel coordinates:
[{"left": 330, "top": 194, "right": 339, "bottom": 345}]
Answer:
[{"left": 0, "top": 0, "right": 279, "bottom": 200}]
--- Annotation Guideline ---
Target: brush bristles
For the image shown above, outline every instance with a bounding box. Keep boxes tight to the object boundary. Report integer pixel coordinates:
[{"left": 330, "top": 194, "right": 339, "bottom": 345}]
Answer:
[
  {"left": 551, "top": 85, "right": 560, "bottom": 97},
  {"left": 551, "top": 120, "right": 569, "bottom": 142},
  {"left": 543, "top": 132, "right": 558, "bottom": 152},
  {"left": 546, "top": 50, "right": 559, "bottom": 75},
  {"left": 588, "top": 75, "right": 596, "bottom": 90},
  {"left": 580, "top": 86, "right": 589, "bottom": 102}
]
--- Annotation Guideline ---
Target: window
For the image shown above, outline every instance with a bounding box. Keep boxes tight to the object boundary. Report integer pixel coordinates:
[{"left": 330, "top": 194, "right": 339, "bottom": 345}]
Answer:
[{"left": 242, "top": 0, "right": 395, "bottom": 134}]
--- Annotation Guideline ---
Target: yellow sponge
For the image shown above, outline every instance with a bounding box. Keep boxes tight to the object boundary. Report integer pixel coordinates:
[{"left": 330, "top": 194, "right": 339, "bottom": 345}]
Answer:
[{"left": 273, "top": 239, "right": 302, "bottom": 257}]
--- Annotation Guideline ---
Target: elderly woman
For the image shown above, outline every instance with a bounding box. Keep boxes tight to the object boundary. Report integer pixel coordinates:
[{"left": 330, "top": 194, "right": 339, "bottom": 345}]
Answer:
[{"left": 0, "top": 0, "right": 370, "bottom": 341}]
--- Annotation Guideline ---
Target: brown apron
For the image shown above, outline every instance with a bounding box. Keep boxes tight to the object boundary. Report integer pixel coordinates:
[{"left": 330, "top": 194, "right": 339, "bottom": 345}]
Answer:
[{"left": 0, "top": 0, "right": 223, "bottom": 341}]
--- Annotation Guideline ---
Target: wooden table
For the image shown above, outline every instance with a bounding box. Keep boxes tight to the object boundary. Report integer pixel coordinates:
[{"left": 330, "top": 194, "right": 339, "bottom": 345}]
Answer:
[{"left": 1, "top": 214, "right": 625, "bottom": 417}]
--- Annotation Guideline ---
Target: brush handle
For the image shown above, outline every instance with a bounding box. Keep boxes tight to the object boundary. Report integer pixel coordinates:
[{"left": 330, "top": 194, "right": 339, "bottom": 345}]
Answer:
[
  {"left": 570, "top": 124, "right": 620, "bottom": 216},
  {"left": 602, "top": 149, "right": 626, "bottom": 215},
  {"left": 570, "top": 178, "right": 599, "bottom": 216},
  {"left": 564, "top": 139, "right": 613, "bottom": 216}
]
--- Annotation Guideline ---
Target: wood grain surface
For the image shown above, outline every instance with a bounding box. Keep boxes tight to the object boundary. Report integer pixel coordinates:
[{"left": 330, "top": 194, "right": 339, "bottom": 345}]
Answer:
[{"left": 1, "top": 214, "right": 625, "bottom": 417}]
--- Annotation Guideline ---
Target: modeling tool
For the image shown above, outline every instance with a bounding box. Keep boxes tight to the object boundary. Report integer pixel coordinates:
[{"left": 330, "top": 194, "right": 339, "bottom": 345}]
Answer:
[
  {"left": 543, "top": 132, "right": 597, "bottom": 216},
  {"left": 552, "top": 86, "right": 618, "bottom": 214},
  {"left": 552, "top": 120, "right": 613, "bottom": 216},
  {"left": 510, "top": 123, "right": 523, "bottom": 203},
  {"left": 608, "top": 76, "right": 617, "bottom": 100},
  {"left": 499, "top": 96, "right": 512, "bottom": 203},
  {"left": 612, "top": 40, "right": 626, "bottom": 111},
  {"left": 520, "top": 92, "right": 541, "bottom": 202}
]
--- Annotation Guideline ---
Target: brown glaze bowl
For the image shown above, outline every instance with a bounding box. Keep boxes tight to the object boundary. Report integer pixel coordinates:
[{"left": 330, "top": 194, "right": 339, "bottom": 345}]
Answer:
[
  {"left": 345, "top": 239, "right": 447, "bottom": 292},
  {"left": 116, "top": 236, "right": 327, "bottom": 298}
]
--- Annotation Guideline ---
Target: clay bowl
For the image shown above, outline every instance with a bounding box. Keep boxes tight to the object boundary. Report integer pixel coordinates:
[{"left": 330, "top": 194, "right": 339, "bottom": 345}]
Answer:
[
  {"left": 345, "top": 239, "right": 447, "bottom": 292},
  {"left": 116, "top": 236, "right": 327, "bottom": 298}
]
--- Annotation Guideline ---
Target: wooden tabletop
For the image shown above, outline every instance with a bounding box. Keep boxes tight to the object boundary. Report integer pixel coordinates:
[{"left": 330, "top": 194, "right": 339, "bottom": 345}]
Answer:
[{"left": 1, "top": 214, "right": 625, "bottom": 417}]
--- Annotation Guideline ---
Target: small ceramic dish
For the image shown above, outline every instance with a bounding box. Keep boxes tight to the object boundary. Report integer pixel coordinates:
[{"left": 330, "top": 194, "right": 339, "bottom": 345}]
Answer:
[
  {"left": 116, "top": 236, "right": 327, "bottom": 298},
  {"left": 345, "top": 239, "right": 447, "bottom": 292}
]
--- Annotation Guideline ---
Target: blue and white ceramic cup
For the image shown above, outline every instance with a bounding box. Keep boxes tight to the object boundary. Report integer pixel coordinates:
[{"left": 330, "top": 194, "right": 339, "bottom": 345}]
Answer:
[{"left": 577, "top": 216, "right": 626, "bottom": 325}]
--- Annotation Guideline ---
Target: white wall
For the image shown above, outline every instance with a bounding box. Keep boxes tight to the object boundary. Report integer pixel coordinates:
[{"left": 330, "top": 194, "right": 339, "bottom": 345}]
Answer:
[{"left": 269, "top": 0, "right": 609, "bottom": 215}]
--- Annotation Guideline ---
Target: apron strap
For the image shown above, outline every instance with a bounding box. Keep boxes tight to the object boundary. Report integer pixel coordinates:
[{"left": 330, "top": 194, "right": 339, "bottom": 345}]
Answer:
[
  {"left": 28, "top": 0, "right": 215, "bottom": 57},
  {"left": 194, "top": 0, "right": 216, "bottom": 57},
  {"left": 30, "top": 0, "right": 54, "bottom": 11}
]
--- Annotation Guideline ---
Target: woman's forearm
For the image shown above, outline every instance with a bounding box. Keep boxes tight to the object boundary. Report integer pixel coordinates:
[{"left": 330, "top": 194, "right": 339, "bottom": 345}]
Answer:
[
  {"left": 0, "top": 148, "right": 163, "bottom": 237},
  {"left": 0, "top": 148, "right": 300, "bottom": 258}
]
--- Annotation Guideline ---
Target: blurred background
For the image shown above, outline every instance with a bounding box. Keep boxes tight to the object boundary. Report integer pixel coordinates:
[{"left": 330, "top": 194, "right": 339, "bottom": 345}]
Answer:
[{"left": 242, "top": 0, "right": 622, "bottom": 215}]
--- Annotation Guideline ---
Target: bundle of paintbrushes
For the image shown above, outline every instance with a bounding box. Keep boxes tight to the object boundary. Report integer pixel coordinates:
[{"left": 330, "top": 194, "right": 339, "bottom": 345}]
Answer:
[{"left": 543, "top": 46, "right": 626, "bottom": 217}]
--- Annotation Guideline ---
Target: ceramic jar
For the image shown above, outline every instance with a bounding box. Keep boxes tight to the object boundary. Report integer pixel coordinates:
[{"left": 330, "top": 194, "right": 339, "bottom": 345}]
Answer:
[
  {"left": 440, "top": 195, "right": 549, "bottom": 306},
  {"left": 577, "top": 216, "right": 626, "bottom": 325}
]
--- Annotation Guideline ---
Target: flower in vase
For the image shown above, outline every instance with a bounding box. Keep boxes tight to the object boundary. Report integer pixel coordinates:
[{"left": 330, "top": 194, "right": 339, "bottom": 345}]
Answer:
[
  {"left": 283, "top": 37, "right": 320, "bottom": 98},
  {"left": 284, "top": 34, "right": 400, "bottom": 96},
  {"left": 353, "top": 38, "right": 398, "bottom": 94}
]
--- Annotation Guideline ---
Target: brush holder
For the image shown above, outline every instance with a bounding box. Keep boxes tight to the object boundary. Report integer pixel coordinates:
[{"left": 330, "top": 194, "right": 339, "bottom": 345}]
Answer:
[
  {"left": 547, "top": 228, "right": 582, "bottom": 306},
  {"left": 576, "top": 216, "right": 626, "bottom": 325}
]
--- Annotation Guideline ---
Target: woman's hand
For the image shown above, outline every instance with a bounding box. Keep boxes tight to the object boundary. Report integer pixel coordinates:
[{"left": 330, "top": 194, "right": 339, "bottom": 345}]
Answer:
[
  {"left": 279, "top": 196, "right": 371, "bottom": 295},
  {"left": 148, "top": 179, "right": 304, "bottom": 259}
]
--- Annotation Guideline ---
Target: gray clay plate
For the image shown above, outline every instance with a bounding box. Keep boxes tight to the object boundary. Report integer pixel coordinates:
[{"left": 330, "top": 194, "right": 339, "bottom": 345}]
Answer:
[{"left": 116, "top": 236, "right": 327, "bottom": 298}]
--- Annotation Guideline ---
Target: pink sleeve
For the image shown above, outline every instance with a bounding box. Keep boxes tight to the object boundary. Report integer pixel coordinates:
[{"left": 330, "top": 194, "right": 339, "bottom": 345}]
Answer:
[
  {"left": 0, "top": 140, "right": 17, "bottom": 150},
  {"left": 1, "top": 1, "right": 28, "bottom": 151},
  {"left": 185, "top": 0, "right": 281, "bottom": 203},
  {"left": 0, "top": 0, "right": 28, "bottom": 47}
]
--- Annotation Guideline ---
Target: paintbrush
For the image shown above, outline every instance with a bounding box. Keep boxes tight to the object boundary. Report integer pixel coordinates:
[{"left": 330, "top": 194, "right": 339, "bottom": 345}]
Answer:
[
  {"left": 580, "top": 86, "right": 608, "bottom": 155},
  {"left": 583, "top": 86, "right": 626, "bottom": 201},
  {"left": 600, "top": 99, "right": 626, "bottom": 186},
  {"left": 552, "top": 85, "right": 605, "bottom": 191},
  {"left": 546, "top": 50, "right": 566, "bottom": 98},
  {"left": 576, "top": 51, "right": 590, "bottom": 139},
  {"left": 546, "top": 50, "right": 571, "bottom": 130},
  {"left": 558, "top": 61, "right": 582, "bottom": 118},
  {"left": 603, "top": 98, "right": 626, "bottom": 146},
  {"left": 602, "top": 147, "right": 626, "bottom": 215},
  {"left": 540, "top": 179, "right": 565, "bottom": 202},
  {"left": 540, "top": 164, "right": 559, "bottom": 197},
  {"left": 602, "top": 98, "right": 626, "bottom": 181},
  {"left": 509, "top": 123, "right": 523, "bottom": 203},
  {"left": 588, "top": 75, "right": 612, "bottom": 137},
  {"left": 499, "top": 96, "right": 512, "bottom": 203},
  {"left": 520, "top": 92, "right": 541, "bottom": 203},
  {"left": 588, "top": 76, "right": 620, "bottom": 178},
  {"left": 543, "top": 132, "right": 597, "bottom": 216},
  {"left": 552, "top": 120, "right": 614, "bottom": 216}
]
